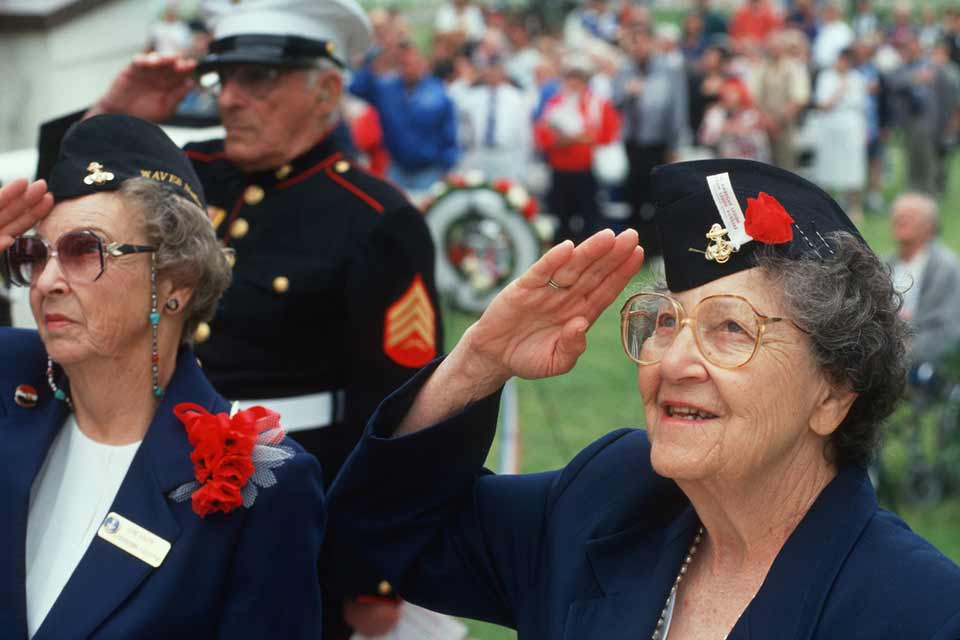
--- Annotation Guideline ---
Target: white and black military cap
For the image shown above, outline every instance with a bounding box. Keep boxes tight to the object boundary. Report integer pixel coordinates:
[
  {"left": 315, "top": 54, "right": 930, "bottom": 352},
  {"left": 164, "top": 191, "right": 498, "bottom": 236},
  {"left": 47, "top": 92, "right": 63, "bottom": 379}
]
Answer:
[{"left": 198, "top": 0, "right": 372, "bottom": 71}]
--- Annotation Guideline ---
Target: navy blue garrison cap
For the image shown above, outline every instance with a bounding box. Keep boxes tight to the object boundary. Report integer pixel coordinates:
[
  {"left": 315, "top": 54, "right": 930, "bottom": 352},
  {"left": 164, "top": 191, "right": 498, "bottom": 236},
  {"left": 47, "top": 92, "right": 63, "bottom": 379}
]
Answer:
[
  {"left": 48, "top": 114, "right": 205, "bottom": 209},
  {"left": 651, "top": 159, "right": 866, "bottom": 292}
]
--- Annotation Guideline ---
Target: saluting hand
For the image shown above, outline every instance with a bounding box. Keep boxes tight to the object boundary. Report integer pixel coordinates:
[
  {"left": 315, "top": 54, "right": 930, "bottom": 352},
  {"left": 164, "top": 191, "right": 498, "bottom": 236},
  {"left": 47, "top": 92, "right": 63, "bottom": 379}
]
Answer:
[
  {"left": 462, "top": 229, "right": 643, "bottom": 384},
  {"left": 86, "top": 53, "right": 197, "bottom": 123},
  {"left": 0, "top": 179, "right": 54, "bottom": 252},
  {"left": 395, "top": 229, "right": 644, "bottom": 436}
]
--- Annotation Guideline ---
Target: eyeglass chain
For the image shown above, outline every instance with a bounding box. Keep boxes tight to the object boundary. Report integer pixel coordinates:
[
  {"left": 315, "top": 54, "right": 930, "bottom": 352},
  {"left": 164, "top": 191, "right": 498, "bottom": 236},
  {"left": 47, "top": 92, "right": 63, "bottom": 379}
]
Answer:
[{"left": 48, "top": 253, "right": 165, "bottom": 407}]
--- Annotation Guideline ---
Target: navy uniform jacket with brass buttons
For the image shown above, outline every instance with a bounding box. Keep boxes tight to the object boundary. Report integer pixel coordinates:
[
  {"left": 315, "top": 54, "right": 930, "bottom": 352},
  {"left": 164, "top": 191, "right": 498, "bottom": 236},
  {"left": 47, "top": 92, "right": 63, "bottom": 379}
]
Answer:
[
  {"left": 182, "top": 133, "right": 443, "bottom": 484},
  {"left": 0, "top": 329, "right": 325, "bottom": 640},
  {"left": 325, "top": 361, "right": 960, "bottom": 639}
]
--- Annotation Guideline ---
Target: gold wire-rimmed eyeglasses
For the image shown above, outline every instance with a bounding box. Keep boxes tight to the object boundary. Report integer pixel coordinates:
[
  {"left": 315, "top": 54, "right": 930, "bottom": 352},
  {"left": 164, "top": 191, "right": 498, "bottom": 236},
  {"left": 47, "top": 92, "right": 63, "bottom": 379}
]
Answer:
[{"left": 620, "top": 292, "right": 805, "bottom": 369}]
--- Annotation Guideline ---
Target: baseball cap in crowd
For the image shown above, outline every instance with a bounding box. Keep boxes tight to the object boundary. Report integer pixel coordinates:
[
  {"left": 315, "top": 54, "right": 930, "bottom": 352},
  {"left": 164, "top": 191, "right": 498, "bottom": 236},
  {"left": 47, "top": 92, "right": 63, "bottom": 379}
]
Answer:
[{"left": 197, "top": 0, "right": 372, "bottom": 71}]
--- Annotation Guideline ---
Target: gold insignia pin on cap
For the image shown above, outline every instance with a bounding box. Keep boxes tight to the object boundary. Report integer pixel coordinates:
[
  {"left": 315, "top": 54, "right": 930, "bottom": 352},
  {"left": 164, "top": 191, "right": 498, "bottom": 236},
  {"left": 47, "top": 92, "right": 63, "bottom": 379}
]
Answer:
[
  {"left": 83, "top": 162, "right": 115, "bottom": 186},
  {"left": 377, "top": 580, "right": 392, "bottom": 596},
  {"left": 689, "top": 223, "right": 737, "bottom": 265}
]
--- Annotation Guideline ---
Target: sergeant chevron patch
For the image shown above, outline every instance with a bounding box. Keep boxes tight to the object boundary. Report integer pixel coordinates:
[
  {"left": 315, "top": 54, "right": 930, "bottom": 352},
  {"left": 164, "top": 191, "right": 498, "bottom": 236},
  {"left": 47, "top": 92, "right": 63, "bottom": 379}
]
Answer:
[{"left": 384, "top": 275, "right": 437, "bottom": 367}]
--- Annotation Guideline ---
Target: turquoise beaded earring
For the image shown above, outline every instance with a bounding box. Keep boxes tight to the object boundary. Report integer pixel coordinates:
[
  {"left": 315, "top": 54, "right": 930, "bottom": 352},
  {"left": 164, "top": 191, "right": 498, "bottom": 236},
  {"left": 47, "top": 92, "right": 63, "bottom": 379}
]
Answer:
[
  {"left": 49, "top": 253, "right": 164, "bottom": 406},
  {"left": 149, "top": 252, "right": 164, "bottom": 399}
]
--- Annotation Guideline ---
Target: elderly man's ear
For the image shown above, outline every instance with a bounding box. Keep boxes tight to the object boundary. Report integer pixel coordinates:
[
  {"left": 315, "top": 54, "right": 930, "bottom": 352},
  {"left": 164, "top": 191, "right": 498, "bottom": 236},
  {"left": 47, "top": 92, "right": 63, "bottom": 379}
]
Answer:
[
  {"left": 315, "top": 71, "right": 343, "bottom": 107},
  {"left": 809, "top": 381, "right": 858, "bottom": 437}
]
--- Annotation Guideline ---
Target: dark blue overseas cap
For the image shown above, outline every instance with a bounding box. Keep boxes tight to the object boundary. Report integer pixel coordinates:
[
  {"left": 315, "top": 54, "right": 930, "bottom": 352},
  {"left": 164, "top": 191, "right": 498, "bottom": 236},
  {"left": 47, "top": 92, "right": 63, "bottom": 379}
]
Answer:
[
  {"left": 48, "top": 114, "right": 205, "bottom": 209},
  {"left": 651, "top": 159, "right": 866, "bottom": 292}
]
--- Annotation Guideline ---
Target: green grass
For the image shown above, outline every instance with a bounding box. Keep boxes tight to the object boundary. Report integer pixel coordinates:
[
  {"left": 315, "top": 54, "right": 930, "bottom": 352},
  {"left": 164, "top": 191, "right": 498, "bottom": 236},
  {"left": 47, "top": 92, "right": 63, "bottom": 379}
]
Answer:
[{"left": 448, "top": 147, "right": 960, "bottom": 639}]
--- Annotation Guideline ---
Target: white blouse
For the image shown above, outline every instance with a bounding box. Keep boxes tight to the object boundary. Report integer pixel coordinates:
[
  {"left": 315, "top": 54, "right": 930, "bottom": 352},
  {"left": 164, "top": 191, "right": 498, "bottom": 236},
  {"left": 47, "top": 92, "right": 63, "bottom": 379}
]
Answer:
[{"left": 25, "top": 415, "right": 141, "bottom": 638}]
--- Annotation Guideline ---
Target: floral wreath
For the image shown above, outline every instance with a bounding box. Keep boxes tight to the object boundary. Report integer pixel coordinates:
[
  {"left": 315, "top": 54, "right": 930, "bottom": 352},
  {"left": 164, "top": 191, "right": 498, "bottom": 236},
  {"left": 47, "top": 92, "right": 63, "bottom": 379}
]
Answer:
[
  {"left": 421, "top": 171, "right": 550, "bottom": 313},
  {"left": 421, "top": 171, "right": 540, "bottom": 221},
  {"left": 169, "top": 403, "right": 294, "bottom": 517}
]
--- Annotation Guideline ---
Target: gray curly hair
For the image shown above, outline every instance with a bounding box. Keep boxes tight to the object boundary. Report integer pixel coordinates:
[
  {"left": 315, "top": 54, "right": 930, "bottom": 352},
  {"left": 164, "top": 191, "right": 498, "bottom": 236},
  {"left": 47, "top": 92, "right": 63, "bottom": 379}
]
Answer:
[
  {"left": 754, "top": 232, "right": 909, "bottom": 468},
  {"left": 119, "top": 178, "right": 232, "bottom": 344}
]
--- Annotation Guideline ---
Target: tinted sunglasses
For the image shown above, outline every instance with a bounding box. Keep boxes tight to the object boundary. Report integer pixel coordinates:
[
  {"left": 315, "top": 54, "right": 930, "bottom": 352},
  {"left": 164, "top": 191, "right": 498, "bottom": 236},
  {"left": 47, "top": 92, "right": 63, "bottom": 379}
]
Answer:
[{"left": 5, "top": 229, "right": 155, "bottom": 286}]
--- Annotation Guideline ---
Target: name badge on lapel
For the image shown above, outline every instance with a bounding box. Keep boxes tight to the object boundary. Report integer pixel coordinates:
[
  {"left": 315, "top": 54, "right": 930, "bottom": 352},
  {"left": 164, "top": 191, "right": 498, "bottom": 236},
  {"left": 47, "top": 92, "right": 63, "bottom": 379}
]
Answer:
[{"left": 97, "top": 512, "right": 171, "bottom": 568}]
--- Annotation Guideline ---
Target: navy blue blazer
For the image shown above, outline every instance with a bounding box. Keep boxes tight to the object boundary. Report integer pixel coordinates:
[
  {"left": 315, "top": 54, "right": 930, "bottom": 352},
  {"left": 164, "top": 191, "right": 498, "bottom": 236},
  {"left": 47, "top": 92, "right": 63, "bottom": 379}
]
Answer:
[
  {"left": 0, "top": 329, "right": 325, "bottom": 639},
  {"left": 326, "top": 362, "right": 960, "bottom": 639}
]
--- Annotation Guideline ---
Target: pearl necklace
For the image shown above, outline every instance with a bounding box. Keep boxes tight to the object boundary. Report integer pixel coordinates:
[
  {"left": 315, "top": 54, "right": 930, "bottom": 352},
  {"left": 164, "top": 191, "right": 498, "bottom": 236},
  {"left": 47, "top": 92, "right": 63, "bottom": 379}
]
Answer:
[{"left": 651, "top": 526, "right": 704, "bottom": 640}]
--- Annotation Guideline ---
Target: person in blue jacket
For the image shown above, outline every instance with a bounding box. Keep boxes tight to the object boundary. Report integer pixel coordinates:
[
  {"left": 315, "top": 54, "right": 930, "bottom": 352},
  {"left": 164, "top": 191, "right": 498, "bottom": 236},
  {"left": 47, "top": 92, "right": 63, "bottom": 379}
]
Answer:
[
  {"left": 325, "top": 159, "right": 960, "bottom": 638},
  {"left": 0, "top": 114, "right": 324, "bottom": 639},
  {"left": 351, "top": 39, "right": 459, "bottom": 196}
]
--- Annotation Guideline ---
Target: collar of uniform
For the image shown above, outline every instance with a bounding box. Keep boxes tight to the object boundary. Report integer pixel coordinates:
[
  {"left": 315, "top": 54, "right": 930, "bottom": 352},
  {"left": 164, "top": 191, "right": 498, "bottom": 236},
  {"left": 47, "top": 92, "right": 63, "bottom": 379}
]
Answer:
[{"left": 247, "top": 128, "right": 344, "bottom": 190}]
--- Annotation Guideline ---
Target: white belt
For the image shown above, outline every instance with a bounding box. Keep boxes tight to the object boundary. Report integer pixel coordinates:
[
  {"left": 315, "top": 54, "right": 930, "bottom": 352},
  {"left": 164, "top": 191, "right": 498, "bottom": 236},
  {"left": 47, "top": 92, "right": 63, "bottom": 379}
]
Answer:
[{"left": 235, "top": 391, "right": 338, "bottom": 432}]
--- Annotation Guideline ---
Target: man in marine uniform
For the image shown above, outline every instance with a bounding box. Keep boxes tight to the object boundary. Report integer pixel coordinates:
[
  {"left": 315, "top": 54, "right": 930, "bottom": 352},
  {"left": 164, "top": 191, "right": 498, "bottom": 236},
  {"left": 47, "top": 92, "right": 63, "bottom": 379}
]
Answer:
[{"left": 36, "top": 1, "right": 441, "bottom": 636}]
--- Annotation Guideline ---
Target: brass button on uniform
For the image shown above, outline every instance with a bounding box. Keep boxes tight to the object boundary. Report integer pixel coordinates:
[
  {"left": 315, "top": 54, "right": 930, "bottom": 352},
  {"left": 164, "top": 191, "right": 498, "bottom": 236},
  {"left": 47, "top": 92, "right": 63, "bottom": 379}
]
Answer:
[
  {"left": 207, "top": 206, "right": 226, "bottom": 230},
  {"left": 272, "top": 276, "right": 290, "bottom": 294},
  {"left": 230, "top": 218, "right": 249, "bottom": 239},
  {"left": 243, "top": 185, "right": 264, "bottom": 205},
  {"left": 377, "top": 580, "right": 392, "bottom": 596},
  {"left": 334, "top": 160, "right": 350, "bottom": 173},
  {"left": 275, "top": 164, "right": 292, "bottom": 180},
  {"left": 194, "top": 322, "right": 211, "bottom": 343}
]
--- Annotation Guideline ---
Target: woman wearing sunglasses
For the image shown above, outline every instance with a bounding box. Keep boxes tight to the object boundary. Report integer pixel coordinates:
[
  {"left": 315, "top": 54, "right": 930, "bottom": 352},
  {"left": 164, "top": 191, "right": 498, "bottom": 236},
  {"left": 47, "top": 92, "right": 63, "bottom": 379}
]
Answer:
[
  {"left": 325, "top": 159, "right": 960, "bottom": 638},
  {"left": 0, "top": 114, "right": 324, "bottom": 639}
]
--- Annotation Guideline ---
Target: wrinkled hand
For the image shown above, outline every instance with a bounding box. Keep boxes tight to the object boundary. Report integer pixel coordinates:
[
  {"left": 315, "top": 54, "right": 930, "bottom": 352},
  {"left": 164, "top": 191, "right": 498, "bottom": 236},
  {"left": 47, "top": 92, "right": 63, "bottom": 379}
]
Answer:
[
  {"left": 342, "top": 597, "right": 402, "bottom": 636},
  {"left": 86, "top": 53, "right": 197, "bottom": 122},
  {"left": 0, "top": 179, "right": 54, "bottom": 251},
  {"left": 457, "top": 229, "right": 644, "bottom": 388}
]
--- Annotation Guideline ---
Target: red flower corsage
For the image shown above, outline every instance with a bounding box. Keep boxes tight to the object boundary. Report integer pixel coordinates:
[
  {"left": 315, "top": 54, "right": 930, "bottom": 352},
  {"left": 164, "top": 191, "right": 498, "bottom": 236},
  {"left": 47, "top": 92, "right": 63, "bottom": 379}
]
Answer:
[
  {"left": 170, "top": 403, "right": 292, "bottom": 517},
  {"left": 744, "top": 192, "right": 794, "bottom": 244}
]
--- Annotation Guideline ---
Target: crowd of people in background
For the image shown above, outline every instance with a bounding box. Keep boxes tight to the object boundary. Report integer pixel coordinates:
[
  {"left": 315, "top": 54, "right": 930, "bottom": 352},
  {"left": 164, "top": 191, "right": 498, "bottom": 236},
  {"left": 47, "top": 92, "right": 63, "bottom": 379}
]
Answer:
[
  {"left": 105, "top": 0, "right": 960, "bottom": 368},
  {"left": 337, "top": 0, "right": 959, "bottom": 230},
  {"left": 150, "top": 0, "right": 960, "bottom": 230}
]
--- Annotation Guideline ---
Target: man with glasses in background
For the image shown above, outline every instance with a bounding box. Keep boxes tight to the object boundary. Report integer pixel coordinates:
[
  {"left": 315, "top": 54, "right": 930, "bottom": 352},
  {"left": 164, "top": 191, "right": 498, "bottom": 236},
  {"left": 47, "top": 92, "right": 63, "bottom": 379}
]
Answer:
[{"left": 35, "top": 1, "right": 441, "bottom": 637}]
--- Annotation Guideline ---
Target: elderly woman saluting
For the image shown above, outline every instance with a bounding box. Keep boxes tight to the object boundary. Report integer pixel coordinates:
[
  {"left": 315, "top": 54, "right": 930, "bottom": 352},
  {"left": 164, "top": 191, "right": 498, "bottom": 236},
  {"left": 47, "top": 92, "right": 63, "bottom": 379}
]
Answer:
[
  {"left": 0, "top": 115, "right": 324, "bottom": 639},
  {"left": 325, "top": 159, "right": 960, "bottom": 638}
]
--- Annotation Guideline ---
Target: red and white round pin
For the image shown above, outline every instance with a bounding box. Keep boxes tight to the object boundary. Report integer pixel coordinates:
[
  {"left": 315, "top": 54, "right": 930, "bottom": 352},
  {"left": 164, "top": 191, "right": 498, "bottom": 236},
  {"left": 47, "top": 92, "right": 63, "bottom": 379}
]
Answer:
[{"left": 14, "top": 384, "right": 39, "bottom": 409}]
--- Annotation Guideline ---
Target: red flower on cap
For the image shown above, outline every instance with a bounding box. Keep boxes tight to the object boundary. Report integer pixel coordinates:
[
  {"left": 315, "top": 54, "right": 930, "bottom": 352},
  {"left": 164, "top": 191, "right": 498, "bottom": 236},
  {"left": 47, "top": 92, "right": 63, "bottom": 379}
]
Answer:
[{"left": 744, "top": 192, "right": 794, "bottom": 245}]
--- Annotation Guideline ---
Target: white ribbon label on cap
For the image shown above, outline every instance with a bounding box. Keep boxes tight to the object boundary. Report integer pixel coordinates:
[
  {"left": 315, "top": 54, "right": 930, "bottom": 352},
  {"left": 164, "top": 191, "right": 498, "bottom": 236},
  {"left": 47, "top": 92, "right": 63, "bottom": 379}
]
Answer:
[{"left": 706, "top": 173, "right": 752, "bottom": 249}]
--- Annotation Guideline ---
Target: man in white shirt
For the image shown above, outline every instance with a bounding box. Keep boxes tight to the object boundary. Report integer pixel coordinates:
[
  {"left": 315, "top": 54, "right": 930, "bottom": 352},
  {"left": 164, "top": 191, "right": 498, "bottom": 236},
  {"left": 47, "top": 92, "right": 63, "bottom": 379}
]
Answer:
[
  {"left": 887, "top": 192, "right": 960, "bottom": 365},
  {"left": 454, "top": 53, "right": 534, "bottom": 182}
]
